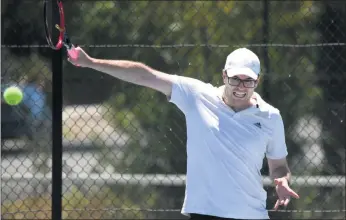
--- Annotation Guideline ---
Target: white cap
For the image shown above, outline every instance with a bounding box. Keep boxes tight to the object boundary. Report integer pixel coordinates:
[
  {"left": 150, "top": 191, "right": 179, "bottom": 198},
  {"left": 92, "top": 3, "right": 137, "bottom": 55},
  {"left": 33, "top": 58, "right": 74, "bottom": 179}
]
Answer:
[{"left": 224, "top": 48, "right": 261, "bottom": 80}]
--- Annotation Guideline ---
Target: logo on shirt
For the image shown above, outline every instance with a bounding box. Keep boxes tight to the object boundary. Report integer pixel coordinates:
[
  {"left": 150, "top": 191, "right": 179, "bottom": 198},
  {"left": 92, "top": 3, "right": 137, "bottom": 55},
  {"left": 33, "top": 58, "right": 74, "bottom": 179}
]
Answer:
[{"left": 254, "top": 122, "right": 262, "bottom": 129}]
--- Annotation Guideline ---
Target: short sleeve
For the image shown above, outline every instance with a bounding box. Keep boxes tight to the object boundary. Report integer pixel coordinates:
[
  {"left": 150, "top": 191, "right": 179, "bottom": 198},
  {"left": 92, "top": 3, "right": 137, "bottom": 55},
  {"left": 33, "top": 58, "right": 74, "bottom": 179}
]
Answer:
[
  {"left": 266, "top": 113, "right": 288, "bottom": 159},
  {"left": 168, "top": 75, "right": 208, "bottom": 113}
]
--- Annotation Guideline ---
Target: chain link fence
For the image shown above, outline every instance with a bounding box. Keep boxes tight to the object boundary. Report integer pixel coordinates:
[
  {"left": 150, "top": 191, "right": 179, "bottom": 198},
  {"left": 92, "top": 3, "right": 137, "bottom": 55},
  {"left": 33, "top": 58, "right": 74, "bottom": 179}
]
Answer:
[{"left": 2, "top": 1, "right": 346, "bottom": 219}]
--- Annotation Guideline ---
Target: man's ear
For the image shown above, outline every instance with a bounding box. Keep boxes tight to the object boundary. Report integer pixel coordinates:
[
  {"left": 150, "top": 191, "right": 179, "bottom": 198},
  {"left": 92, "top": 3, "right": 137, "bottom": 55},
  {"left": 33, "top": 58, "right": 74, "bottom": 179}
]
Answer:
[
  {"left": 257, "top": 74, "right": 262, "bottom": 83},
  {"left": 255, "top": 74, "right": 262, "bottom": 86},
  {"left": 222, "top": 70, "right": 227, "bottom": 83}
]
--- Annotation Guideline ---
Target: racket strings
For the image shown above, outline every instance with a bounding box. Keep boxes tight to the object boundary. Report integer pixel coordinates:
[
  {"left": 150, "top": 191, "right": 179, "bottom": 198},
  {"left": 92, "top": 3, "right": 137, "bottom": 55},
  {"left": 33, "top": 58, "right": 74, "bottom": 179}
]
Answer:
[{"left": 43, "top": 0, "right": 65, "bottom": 50}]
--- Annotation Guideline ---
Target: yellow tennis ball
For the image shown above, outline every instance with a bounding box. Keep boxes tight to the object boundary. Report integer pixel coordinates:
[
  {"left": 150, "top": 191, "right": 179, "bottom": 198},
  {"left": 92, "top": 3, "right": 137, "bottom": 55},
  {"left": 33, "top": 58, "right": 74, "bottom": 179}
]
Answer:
[{"left": 3, "top": 86, "right": 23, "bottom": 106}]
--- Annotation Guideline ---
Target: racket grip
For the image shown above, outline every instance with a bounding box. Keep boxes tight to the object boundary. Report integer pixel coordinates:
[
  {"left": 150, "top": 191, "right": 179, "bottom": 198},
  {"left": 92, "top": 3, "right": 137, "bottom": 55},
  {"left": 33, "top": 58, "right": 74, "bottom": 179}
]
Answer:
[
  {"left": 67, "top": 46, "right": 79, "bottom": 59},
  {"left": 67, "top": 46, "right": 80, "bottom": 66}
]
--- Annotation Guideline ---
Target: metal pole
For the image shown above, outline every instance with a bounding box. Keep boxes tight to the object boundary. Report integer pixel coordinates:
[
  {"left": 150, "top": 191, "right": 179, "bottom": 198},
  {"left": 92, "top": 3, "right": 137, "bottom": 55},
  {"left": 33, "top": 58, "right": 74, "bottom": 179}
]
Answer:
[
  {"left": 262, "top": 0, "right": 270, "bottom": 102},
  {"left": 51, "top": 4, "right": 63, "bottom": 219}
]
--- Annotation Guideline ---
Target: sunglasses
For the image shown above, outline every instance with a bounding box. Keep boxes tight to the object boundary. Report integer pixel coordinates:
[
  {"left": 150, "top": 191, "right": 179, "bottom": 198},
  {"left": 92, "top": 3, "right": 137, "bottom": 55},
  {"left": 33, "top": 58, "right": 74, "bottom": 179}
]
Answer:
[{"left": 227, "top": 76, "right": 257, "bottom": 88}]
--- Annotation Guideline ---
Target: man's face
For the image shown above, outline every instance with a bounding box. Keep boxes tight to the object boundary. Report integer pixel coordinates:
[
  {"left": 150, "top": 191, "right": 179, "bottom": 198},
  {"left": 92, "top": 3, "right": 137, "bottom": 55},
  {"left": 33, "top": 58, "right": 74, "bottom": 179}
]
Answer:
[{"left": 222, "top": 72, "right": 258, "bottom": 107}]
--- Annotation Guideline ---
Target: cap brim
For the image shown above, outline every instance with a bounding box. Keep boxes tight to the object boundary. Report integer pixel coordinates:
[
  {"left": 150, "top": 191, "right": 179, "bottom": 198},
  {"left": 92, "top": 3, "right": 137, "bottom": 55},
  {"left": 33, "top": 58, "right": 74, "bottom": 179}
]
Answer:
[{"left": 226, "top": 68, "right": 258, "bottom": 80}]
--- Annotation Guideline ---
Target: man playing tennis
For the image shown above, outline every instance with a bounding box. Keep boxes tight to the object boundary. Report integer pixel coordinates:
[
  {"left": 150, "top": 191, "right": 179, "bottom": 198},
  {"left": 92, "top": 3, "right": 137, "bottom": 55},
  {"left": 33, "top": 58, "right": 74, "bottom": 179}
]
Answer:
[{"left": 68, "top": 47, "right": 299, "bottom": 220}]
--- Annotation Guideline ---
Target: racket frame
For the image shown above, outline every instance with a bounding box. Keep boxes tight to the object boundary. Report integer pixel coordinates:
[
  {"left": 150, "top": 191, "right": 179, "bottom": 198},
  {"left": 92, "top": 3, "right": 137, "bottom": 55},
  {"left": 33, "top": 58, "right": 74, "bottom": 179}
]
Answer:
[{"left": 44, "top": 0, "right": 73, "bottom": 50}]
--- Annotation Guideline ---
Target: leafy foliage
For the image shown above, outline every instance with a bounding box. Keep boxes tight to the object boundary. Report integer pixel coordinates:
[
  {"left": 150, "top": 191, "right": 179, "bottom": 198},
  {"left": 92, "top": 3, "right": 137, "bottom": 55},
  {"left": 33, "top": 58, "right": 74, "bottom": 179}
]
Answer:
[{"left": 2, "top": 1, "right": 345, "bottom": 219}]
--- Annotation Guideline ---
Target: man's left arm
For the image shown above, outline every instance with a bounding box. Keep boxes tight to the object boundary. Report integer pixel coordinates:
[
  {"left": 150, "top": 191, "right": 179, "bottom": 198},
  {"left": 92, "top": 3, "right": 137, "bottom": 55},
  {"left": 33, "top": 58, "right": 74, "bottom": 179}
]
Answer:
[
  {"left": 265, "top": 112, "right": 289, "bottom": 166},
  {"left": 267, "top": 157, "right": 291, "bottom": 183},
  {"left": 266, "top": 112, "right": 299, "bottom": 209}
]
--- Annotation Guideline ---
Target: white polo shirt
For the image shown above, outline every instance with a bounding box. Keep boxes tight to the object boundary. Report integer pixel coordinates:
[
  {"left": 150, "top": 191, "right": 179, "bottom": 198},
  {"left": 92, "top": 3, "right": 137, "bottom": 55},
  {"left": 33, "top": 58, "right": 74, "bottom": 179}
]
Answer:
[{"left": 169, "top": 75, "right": 288, "bottom": 219}]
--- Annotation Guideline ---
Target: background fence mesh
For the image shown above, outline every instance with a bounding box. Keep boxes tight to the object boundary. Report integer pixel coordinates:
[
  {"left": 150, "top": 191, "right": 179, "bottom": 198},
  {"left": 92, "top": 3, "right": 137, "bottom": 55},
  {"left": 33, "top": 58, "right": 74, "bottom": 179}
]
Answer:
[{"left": 2, "top": 1, "right": 346, "bottom": 219}]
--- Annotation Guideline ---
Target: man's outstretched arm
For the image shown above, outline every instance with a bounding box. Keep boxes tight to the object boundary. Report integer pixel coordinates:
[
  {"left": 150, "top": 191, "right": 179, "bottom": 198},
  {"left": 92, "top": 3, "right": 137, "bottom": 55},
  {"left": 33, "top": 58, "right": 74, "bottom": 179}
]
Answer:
[{"left": 68, "top": 47, "right": 174, "bottom": 97}]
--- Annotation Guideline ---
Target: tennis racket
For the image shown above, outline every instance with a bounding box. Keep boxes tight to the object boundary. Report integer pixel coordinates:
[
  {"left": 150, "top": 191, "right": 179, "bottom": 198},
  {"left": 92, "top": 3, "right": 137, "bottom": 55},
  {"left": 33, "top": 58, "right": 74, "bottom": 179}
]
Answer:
[{"left": 43, "top": 0, "right": 78, "bottom": 59}]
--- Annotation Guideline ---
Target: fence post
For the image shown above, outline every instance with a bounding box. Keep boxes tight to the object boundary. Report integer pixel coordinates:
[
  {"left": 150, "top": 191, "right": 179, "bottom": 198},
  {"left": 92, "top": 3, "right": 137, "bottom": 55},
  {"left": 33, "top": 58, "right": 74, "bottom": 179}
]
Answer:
[
  {"left": 262, "top": 0, "right": 270, "bottom": 102},
  {"left": 51, "top": 31, "right": 64, "bottom": 220}
]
